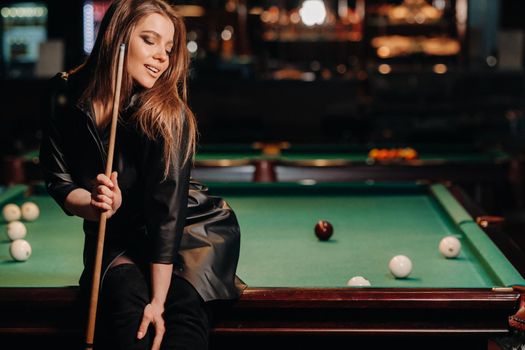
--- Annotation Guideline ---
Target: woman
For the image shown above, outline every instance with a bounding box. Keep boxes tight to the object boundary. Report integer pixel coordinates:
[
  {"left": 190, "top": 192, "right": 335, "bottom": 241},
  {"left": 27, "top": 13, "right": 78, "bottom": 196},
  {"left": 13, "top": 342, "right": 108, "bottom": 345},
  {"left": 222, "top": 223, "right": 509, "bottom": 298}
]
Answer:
[{"left": 39, "top": 1, "right": 244, "bottom": 349}]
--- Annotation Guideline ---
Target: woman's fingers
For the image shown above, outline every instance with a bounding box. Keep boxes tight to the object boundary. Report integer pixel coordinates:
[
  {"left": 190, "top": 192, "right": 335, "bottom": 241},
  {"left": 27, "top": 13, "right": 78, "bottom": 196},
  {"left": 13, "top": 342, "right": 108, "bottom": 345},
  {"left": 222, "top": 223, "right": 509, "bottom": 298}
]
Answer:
[
  {"left": 151, "top": 322, "right": 165, "bottom": 350},
  {"left": 137, "top": 303, "right": 165, "bottom": 349},
  {"left": 110, "top": 172, "right": 120, "bottom": 192},
  {"left": 90, "top": 198, "right": 112, "bottom": 211},
  {"left": 96, "top": 173, "right": 114, "bottom": 188},
  {"left": 90, "top": 173, "right": 121, "bottom": 217},
  {"left": 95, "top": 193, "right": 113, "bottom": 206},
  {"left": 137, "top": 309, "right": 151, "bottom": 340},
  {"left": 91, "top": 185, "right": 113, "bottom": 209},
  {"left": 96, "top": 184, "right": 114, "bottom": 198}
]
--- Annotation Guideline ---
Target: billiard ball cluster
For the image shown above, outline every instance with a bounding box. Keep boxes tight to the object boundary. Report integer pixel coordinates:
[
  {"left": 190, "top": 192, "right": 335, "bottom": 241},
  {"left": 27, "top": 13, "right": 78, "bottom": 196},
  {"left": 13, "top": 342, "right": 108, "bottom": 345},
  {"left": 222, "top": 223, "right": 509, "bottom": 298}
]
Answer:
[
  {"left": 2, "top": 202, "right": 39, "bottom": 222},
  {"left": 368, "top": 147, "right": 418, "bottom": 161},
  {"left": 314, "top": 220, "right": 462, "bottom": 286},
  {"left": 2, "top": 202, "right": 40, "bottom": 262}
]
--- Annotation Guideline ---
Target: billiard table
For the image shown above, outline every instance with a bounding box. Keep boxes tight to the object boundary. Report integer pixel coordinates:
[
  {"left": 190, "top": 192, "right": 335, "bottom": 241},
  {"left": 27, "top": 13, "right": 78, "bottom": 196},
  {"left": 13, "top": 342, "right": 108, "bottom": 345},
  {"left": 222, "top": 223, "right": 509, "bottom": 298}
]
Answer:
[
  {"left": 0, "top": 182, "right": 524, "bottom": 349},
  {"left": 13, "top": 143, "right": 512, "bottom": 184},
  {"left": 4, "top": 144, "right": 515, "bottom": 212},
  {"left": 191, "top": 143, "right": 514, "bottom": 210}
]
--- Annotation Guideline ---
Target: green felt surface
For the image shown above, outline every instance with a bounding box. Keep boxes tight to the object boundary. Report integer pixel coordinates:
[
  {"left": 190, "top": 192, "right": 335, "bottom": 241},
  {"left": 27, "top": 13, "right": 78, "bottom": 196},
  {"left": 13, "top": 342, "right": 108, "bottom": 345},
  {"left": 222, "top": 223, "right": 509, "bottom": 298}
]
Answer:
[
  {"left": 27, "top": 146, "right": 509, "bottom": 164},
  {"left": 193, "top": 147, "right": 509, "bottom": 163},
  {"left": 22, "top": 150, "right": 39, "bottom": 162},
  {"left": 212, "top": 183, "right": 523, "bottom": 289},
  {"left": 0, "top": 182, "right": 522, "bottom": 290},
  {"left": 278, "top": 152, "right": 509, "bottom": 162},
  {"left": 194, "top": 152, "right": 508, "bottom": 163},
  {"left": 0, "top": 186, "right": 83, "bottom": 287}
]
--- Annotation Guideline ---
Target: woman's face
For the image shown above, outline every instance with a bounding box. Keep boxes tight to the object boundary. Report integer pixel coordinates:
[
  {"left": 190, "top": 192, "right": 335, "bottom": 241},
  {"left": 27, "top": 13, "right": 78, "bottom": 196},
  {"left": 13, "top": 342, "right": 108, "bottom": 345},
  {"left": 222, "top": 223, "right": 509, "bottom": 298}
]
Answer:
[{"left": 127, "top": 13, "right": 174, "bottom": 89}]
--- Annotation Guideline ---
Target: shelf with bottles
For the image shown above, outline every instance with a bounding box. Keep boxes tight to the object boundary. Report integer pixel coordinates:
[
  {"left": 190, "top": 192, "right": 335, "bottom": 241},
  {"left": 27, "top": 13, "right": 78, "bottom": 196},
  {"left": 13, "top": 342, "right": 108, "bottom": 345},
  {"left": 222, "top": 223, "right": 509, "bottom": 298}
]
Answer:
[
  {"left": 181, "top": 1, "right": 366, "bottom": 81},
  {"left": 249, "top": 1, "right": 365, "bottom": 81},
  {"left": 366, "top": 0, "right": 452, "bottom": 28},
  {"left": 364, "top": 0, "right": 466, "bottom": 62},
  {"left": 254, "top": 1, "right": 363, "bottom": 43}
]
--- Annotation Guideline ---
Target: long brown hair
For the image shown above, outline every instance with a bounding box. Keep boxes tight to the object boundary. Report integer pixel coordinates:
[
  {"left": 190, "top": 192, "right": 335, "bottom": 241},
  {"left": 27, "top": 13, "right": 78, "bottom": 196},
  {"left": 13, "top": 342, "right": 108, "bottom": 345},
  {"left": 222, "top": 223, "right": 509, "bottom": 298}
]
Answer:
[{"left": 74, "top": 0, "right": 196, "bottom": 175}]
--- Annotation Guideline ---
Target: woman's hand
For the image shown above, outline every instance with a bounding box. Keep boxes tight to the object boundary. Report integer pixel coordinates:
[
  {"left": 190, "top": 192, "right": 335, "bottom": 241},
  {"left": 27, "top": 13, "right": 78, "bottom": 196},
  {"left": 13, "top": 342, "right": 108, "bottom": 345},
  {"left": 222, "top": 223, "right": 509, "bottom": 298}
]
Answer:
[
  {"left": 137, "top": 301, "right": 165, "bottom": 350},
  {"left": 90, "top": 171, "right": 122, "bottom": 218}
]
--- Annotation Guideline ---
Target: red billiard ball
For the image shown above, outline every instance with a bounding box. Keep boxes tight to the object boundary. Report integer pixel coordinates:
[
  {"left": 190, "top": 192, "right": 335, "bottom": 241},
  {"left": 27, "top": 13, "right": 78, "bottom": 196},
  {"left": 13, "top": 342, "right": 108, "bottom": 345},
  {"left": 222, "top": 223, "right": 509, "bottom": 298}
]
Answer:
[{"left": 315, "top": 220, "right": 333, "bottom": 241}]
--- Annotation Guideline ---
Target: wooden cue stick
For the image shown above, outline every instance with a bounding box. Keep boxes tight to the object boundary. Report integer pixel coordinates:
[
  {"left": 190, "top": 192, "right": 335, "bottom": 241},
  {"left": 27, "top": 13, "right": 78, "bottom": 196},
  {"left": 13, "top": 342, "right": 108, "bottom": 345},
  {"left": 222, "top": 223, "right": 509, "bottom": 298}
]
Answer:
[{"left": 85, "top": 43, "right": 126, "bottom": 350}]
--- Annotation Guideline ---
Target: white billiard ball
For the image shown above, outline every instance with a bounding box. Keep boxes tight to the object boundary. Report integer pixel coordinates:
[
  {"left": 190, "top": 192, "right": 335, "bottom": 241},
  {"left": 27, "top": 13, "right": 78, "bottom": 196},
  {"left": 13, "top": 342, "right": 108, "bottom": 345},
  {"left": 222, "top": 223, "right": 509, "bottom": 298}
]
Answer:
[
  {"left": 21, "top": 202, "right": 39, "bottom": 221},
  {"left": 6, "top": 220, "right": 27, "bottom": 240},
  {"left": 439, "top": 236, "right": 461, "bottom": 258},
  {"left": 2, "top": 203, "right": 21, "bottom": 222},
  {"left": 9, "top": 239, "right": 32, "bottom": 262},
  {"left": 347, "top": 276, "right": 371, "bottom": 287},
  {"left": 389, "top": 255, "right": 413, "bottom": 278}
]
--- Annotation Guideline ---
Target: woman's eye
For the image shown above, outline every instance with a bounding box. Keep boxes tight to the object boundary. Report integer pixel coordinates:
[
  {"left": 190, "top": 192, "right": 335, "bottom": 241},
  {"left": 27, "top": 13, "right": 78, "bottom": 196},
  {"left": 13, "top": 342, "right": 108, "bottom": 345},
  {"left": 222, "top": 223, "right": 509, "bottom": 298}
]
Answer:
[{"left": 142, "top": 37, "right": 154, "bottom": 45}]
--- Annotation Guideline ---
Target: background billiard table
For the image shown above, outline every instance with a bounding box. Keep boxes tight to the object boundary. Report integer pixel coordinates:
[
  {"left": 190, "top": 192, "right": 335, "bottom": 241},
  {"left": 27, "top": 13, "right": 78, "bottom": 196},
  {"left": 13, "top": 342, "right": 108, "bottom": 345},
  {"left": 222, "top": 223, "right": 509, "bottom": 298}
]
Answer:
[
  {"left": 191, "top": 143, "right": 516, "bottom": 212},
  {"left": 7, "top": 144, "right": 517, "bottom": 214}
]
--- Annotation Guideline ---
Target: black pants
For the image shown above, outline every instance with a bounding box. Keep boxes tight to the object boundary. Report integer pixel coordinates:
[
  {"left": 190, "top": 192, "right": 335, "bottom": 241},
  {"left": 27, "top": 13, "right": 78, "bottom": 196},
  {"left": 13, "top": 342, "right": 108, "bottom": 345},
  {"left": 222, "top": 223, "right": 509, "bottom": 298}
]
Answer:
[{"left": 92, "top": 263, "right": 211, "bottom": 350}]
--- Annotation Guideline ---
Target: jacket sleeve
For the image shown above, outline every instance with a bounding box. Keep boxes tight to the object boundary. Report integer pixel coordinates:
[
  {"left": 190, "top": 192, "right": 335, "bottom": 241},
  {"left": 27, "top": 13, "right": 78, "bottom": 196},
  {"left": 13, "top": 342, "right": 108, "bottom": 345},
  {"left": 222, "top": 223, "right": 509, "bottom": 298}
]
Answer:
[
  {"left": 39, "top": 74, "right": 80, "bottom": 215},
  {"left": 143, "top": 126, "right": 192, "bottom": 264}
]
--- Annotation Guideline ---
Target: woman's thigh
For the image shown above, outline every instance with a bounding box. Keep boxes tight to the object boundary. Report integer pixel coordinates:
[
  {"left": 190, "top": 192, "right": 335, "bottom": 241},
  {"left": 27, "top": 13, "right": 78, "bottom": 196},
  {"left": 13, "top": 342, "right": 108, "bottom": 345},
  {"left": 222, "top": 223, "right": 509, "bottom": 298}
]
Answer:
[
  {"left": 97, "top": 264, "right": 212, "bottom": 350},
  {"left": 161, "top": 275, "right": 212, "bottom": 350},
  {"left": 97, "top": 263, "right": 151, "bottom": 350}
]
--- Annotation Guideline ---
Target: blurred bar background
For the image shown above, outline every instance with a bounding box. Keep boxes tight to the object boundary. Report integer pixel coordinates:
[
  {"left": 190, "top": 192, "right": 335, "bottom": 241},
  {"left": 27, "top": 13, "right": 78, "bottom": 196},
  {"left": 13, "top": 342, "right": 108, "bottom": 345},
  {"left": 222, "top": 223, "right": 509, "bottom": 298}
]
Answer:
[{"left": 0, "top": 0, "right": 524, "bottom": 244}]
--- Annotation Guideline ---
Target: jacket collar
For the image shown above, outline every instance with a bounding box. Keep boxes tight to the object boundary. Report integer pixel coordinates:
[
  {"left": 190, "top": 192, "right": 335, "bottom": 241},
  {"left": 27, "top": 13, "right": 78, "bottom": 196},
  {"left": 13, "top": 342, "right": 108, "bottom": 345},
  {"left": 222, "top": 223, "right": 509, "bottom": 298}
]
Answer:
[{"left": 62, "top": 71, "right": 138, "bottom": 122}]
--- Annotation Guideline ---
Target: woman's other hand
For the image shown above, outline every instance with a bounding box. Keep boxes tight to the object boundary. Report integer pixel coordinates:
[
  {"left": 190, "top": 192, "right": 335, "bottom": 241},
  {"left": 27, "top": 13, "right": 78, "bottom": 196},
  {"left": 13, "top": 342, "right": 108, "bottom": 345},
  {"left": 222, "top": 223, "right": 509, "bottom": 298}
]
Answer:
[{"left": 137, "top": 301, "right": 165, "bottom": 350}]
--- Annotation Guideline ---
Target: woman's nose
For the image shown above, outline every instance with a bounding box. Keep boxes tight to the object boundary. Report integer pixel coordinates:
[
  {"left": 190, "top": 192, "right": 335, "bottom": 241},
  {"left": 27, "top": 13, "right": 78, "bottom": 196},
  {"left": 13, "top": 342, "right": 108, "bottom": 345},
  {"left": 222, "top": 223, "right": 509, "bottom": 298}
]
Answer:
[{"left": 154, "top": 47, "right": 168, "bottom": 62}]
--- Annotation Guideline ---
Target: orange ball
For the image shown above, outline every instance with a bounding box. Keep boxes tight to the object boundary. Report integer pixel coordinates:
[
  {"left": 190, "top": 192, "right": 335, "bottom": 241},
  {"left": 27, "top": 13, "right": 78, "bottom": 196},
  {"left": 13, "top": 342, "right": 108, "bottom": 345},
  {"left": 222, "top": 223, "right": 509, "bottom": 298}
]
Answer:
[
  {"left": 404, "top": 148, "right": 417, "bottom": 160},
  {"left": 386, "top": 149, "right": 397, "bottom": 159},
  {"left": 377, "top": 149, "right": 389, "bottom": 160}
]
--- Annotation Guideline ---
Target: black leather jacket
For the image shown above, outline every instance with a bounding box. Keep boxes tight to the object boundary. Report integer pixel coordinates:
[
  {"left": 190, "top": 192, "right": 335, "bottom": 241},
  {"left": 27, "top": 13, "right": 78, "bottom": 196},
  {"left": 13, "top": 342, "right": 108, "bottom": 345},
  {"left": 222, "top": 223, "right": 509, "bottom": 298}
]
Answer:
[{"left": 40, "top": 72, "right": 244, "bottom": 301}]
